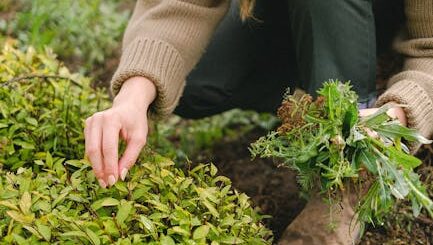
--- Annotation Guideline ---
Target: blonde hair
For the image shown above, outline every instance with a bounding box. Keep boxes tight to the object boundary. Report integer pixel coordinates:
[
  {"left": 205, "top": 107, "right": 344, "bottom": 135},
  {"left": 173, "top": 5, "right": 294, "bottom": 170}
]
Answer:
[{"left": 239, "top": 0, "right": 256, "bottom": 21}]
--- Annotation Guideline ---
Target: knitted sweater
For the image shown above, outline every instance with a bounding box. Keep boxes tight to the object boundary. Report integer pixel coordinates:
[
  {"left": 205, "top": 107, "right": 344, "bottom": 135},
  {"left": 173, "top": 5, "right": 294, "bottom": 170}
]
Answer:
[
  {"left": 111, "top": 0, "right": 229, "bottom": 117},
  {"left": 376, "top": 0, "right": 433, "bottom": 151},
  {"left": 111, "top": 0, "right": 433, "bottom": 149}
]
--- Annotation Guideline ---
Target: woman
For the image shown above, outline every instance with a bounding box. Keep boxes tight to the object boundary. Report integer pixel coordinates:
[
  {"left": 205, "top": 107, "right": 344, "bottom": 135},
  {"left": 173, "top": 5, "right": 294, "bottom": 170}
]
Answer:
[{"left": 84, "top": 0, "right": 432, "bottom": 243}]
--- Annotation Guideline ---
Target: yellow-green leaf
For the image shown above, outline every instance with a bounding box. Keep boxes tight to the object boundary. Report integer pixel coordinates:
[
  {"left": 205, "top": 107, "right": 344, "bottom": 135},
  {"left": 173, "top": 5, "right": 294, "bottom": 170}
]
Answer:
[
  {"left": 6, "top": 210, "right": 34, "bottom": 224},
  {"left": 19, "top": 191, "right": 32, "bottom": 215},
  {"left": 193, "top": 225, "right": 209, "bottom": 240}
]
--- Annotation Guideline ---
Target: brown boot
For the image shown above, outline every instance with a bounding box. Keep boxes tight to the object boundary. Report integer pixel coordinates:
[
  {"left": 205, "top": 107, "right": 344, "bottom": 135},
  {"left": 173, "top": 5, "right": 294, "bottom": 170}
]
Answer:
[{"left": 278, "top": 193, "right": 361, "bottom": 245}]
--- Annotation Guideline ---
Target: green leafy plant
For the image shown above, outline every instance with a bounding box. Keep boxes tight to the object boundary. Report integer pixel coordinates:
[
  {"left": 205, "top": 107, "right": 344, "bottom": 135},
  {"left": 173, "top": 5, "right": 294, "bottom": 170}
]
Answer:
[
  {"left": 1, "top": 0, "right": 130, "bottom": 76},
  {"left": 150, "top": 110, "right": 278, "bottom": 161},
  {"left": 250, "top": 81, "right": 433, "bottom": 232},
  {"left": 0, "top": 44, "right": 272, "bottom": 244},
  {"left": 0, "top": 154, "right": 272, "bottom": 244},
  {"left": 0, "top": 43, "right": 110, "bottom": 170}
]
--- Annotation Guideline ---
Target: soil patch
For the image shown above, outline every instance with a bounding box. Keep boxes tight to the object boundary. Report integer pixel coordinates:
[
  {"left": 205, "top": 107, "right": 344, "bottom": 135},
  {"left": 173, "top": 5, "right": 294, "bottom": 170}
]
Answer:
[
  {"left": 194, "top": 129, "right": 433, "bottom": 244},
  {"left": 193, "top": 129, "right": 306, "bottom": 241}
]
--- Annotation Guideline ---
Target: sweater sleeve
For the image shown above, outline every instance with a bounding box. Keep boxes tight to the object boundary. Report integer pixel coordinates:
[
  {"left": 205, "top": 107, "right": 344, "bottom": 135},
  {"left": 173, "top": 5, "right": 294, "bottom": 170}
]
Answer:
[
  {"left": 376, "top": 0, "right": 433, "bottom": 152},
  {"left": 111, "top": 0, "right": 229, "bottom": 118}
]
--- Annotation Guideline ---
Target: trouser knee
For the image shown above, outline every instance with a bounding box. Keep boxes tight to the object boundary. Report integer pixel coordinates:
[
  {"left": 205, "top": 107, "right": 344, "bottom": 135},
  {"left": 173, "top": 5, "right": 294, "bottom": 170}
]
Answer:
[{"left": 174, "top": 82, "right": 233, "bottom": 119}]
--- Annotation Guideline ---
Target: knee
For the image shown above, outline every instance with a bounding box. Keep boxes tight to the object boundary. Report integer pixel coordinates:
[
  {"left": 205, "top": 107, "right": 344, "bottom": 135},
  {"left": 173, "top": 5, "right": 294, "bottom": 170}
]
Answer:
[
  {"left": 174, "top": 82, "right": 232, "bottom": 119},
  {"left": 289, "top": 0, "right": 361, "bottom": 13}
]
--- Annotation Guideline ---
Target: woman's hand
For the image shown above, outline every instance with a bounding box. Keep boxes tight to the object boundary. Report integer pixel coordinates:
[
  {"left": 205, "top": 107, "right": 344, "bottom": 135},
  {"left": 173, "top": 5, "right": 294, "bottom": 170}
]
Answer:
[
  {"left": 84, "top": 76, "right": 156, "bottom": 188},
  {"left": 359, "top": 105, "right": 407, "bottom": 126}
]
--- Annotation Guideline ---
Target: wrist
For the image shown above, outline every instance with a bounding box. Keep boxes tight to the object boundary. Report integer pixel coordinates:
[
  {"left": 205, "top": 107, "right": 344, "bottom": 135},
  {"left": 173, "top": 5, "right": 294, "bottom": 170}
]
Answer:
[{"left": 113, "top": 76, "right": 157, "bottom": 110}]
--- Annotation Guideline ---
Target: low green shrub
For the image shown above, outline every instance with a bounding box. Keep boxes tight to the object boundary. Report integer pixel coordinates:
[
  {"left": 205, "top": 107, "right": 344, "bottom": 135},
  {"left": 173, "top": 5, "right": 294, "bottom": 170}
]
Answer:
[
  {"left": 0, "top": 43, "right": 109, "bottom": 170},
  {"left": 0, "top": 0, "right": 130, "bottom": 75},
  {"left": 0, "top": 154, "right": 272, "bottom": 244},
  {"left": 151, "top": 110, "right": 278, "bottom": 161},
  {"left": 0, "top": 44, "right": 273, "bottom": 244}
]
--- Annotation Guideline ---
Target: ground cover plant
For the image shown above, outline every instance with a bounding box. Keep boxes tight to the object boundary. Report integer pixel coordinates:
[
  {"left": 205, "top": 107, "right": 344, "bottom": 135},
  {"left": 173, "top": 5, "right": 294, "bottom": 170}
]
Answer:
[
  {"left": 0, "top": 154, "right": 272, "bottom": 244},
  {"left": 151, "top": 110, "right": 278, "bottom": 162},
  {"left": 0, "top": 0, "right": 130, "bottom": 77},
  {"left": 0, "top": 43, "right": 272, "bottom": 244},
  {"left": 250, "top": 81, "right": 433, "bottom": 232},
  {"left": 0, "top": 41, "right": 109, "bottom": 170}
]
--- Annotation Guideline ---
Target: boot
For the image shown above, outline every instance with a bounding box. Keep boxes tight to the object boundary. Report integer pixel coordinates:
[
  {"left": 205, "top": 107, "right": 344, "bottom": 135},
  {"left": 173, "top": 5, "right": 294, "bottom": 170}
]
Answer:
[{"left": 278, "top": 193, "right": 361, "bottom": 245}]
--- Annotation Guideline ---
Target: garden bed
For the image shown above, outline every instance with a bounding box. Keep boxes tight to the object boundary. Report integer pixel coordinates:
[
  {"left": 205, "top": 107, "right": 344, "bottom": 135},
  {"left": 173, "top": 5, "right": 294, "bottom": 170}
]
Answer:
[{"left": 196, "top": 129, "right": 433, "bottom": 244}]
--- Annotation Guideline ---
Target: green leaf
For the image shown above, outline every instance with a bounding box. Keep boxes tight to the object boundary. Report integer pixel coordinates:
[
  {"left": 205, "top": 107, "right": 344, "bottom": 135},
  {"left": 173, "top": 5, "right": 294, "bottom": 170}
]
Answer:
[
  {"left": 25, "top": 117, "right": 38, "bottom": 126},
  {"left": 6, "top": 210, "right": 34, "bottom": 224},
  {"left": 220, "top": 236, "right": 245, "bottom": 244},
  {"left": 375, "top": 122, "right": 432, "bottom": 144},
  {"left": 169, "top": 226, "right": 190, "bottom": 236},
  {"left": 357, "top": 149, "right": 378, "bottom": 174},
  {"left": 202, "top": 200, "right": 219, "bottom": 218},
  {"left": 14, "top": 140, "right": 35, "bottom": 149},
  {"left": 12, "top": 233, "right": 29, "bottom": 245},
  {"left": 91, "top": 197, "right": 120, "bottom": 210},
  {"left": 139, "top": 215, "right": 155, "bottom": 233},
  {"left": 360, "top": 103, "right": 394, "bottom": 127},
  {"left": 36, "top": 221, "right": 52, "bottom": 241},
  {"left": 210, "top": 164, "right": 218, "bottom": 176},
  {"left": 85, "top": 228, "right": 100, "bottom": 245},
  {"left": 19, "top": 191, "right": 32, "bottom": 215},
  {"left": 116, "top": 200, "right": 132, "bottom": 225},
  {"left": 0, "top": 200, "right": 19, "bottom": 211},
  {"left": 23, "top": 225, "right": 43, "bottom": 239},
  {"left": 193, "top": 225, "right": 209, "bottom": 240},
  {"left": 46, "top": 151, "right": 54, "bottom": 169},
  {"left": 387, "top": 147, "right": 422, "bottom": 169},
  {"left": 343, "top": 103, "right": 358, "bottom": 131},
  {"left": 160, "top": 236, "right": 176, "bottom": 245},
  {"left": 60, "top": 231, "right": 87, "bottom": 238}
]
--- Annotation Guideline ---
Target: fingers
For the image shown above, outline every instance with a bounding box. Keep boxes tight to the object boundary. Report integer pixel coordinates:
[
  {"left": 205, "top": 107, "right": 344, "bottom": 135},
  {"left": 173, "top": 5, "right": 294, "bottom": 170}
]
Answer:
[
  {"left": 118, "top": 132, "right": 147, "bottom": 181},
  {"left": 85, "top": 113, "right": 106, "bottom": 188},
  {"left": 359, "top": 108, "right": 376, "bottom": 117},
  {"left": 102, "top": 115, "right": 121, "bottom": 186},
  {"left": 85, "top": 107, "right": 147, "bottom": 187}
]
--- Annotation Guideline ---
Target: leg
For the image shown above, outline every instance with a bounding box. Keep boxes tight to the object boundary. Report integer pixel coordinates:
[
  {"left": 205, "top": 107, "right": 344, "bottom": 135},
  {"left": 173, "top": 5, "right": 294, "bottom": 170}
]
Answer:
[
  {"left": 174, "top": 0, "right": 295, "bottom": 119},
  {"left": 288, "top": 0, "right": 377, "bottom": 103},
  {"left": 278, "top": 1, "right": 376, "bottom": 244}
]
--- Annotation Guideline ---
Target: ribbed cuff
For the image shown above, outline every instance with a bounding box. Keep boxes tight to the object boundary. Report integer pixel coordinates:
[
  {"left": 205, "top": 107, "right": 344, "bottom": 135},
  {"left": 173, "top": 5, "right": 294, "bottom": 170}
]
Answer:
[
  {"left": 376, "top": 75, "right": 433, "bottom": 152},
  {"left": 111, "top": 37, "right": 186, "bottom": 119},
  {"left": 395, "top": 36, "right": 433, "bottom": 57},
  {"left": 405, "top": 0, "right": 433, "bottom": 39}
]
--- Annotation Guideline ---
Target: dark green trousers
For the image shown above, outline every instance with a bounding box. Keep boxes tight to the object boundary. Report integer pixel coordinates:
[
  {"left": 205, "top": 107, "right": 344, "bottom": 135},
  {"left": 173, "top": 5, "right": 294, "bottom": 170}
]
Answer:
[{"left": 175, "top": 0, "right": 377, "bottom": 119}]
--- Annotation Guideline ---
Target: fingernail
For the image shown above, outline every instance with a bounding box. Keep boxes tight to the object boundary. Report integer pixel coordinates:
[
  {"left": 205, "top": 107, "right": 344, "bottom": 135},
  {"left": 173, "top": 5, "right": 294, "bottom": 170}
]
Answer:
[
  {"left": 108, "top": 175, "right": 116, "bottom": 186},
  {"left": 98, "top": 179, "right": 107, "bottom": 188},
  {"left": 120, "top": 168, "right": 128, "bottom": 181}
]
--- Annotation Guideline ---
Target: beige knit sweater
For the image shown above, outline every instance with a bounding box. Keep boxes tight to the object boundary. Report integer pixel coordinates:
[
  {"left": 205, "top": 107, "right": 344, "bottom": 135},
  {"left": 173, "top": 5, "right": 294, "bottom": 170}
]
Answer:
[
  {"left": 111, "top": 0, "right": 433, "bottom": 149},
  {"left": 376, "top": 0, "right": 433, "bottom": 151}
]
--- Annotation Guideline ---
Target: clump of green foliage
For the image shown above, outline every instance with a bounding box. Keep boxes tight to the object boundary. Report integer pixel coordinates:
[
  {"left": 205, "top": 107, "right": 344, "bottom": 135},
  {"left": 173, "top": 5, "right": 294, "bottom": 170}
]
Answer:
[
  {"left": 151, "top": 110, "right": 278, "bottom": 161},
  {"left": 0, "top": 0, "right": 130, "bottom": 75},
  {"left": 0, "top": 44, "right": 272, "bottom": 244},
  {"left": 0, "top": 43, "right": 109, "bottom": 170},
  {"left": 250, "top": 81, "right": 433, "bottom": 231},
  {"left": 0, "top": 154, "right": 272, "bottom": 244}
]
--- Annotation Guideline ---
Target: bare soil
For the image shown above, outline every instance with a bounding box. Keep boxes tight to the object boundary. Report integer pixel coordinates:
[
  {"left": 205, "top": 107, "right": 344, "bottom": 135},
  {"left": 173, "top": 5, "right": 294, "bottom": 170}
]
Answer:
[
  {"left": 195, "top": 129, "right": 433, "bottom": 244},
  {"left": 193, "top": 129, "right": 306, "bottom": 241}
]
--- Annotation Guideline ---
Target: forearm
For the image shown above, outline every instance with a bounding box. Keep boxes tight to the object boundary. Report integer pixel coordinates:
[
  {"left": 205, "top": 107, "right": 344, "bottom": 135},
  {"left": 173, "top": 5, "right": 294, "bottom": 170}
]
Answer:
[
  {"left": 376, "top": 0, "right": 433, "bottom": 152},
  {"left": 111, "top": 0, "right": 229, "bottom": 118}
]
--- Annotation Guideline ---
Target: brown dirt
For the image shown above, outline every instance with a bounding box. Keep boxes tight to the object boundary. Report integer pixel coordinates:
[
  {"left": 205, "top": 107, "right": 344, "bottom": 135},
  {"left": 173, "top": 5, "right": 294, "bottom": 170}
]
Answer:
[
  {"left": 193, "top": 129, "right": 306, "bottom": 241},
  {"left": 360, "top": 146, "right": 433, "bottom": 245},
  {"left": 194, "top": 129, "right": 433, "bottom": 244}
]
